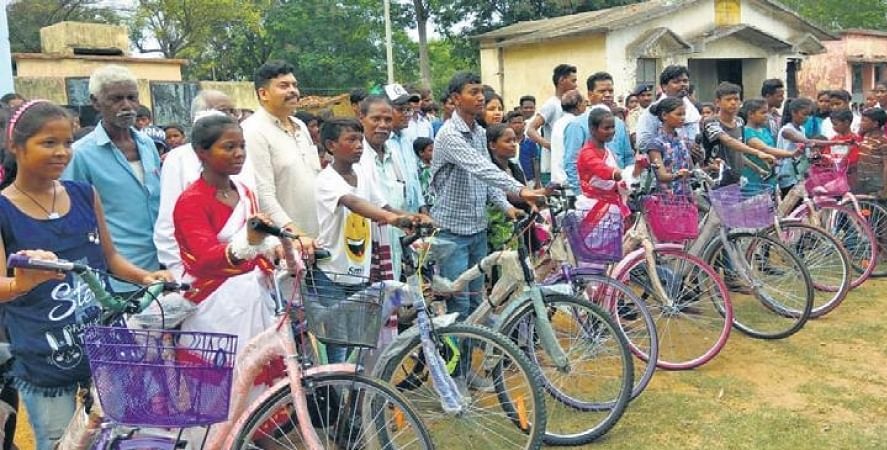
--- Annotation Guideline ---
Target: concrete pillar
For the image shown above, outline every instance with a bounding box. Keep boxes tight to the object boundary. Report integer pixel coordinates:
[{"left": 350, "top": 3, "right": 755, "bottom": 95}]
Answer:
[{"left": 0, "top": 0, "right": 15, "bottom": 95}]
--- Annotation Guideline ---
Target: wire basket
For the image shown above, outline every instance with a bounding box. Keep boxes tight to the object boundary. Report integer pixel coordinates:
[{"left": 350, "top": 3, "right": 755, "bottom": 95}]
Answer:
[
  {"left": 562, "top": 209, "right": 623, "bottom": 264},
  {"left": 805, "top": 161, "right": 850, "bottom": 197},
  {"left": 643, "top": 194, "right": 699, "bottom": 242},
  {"left": 300, "top": 269, "right": 384, "bottom": 348},
  {"left": 709, "top": 183, "right": 775, "bottom": 229},
  {"left": 83, "top": 327, "right": 236, "bottom": 427}
]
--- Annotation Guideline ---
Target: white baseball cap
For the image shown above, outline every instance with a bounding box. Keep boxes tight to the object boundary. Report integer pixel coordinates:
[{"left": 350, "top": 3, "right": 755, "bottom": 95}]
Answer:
[{"left": 384, "top": 83, "right": 420, "bottom": 105}]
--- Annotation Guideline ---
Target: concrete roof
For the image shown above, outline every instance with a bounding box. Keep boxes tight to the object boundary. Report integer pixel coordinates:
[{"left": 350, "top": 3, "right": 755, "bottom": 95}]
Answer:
[
  {"left": 840, "top": 29, "right": 887, "bottom": 38},
  {"left": 689, "top": 24, "right": 795, "bottom": 52},
  {"left": 13, "top": 53, "right": 189, "bottom": 66},
  {"left": 475, "top": 0, "right": 836, "bottom": 48}
]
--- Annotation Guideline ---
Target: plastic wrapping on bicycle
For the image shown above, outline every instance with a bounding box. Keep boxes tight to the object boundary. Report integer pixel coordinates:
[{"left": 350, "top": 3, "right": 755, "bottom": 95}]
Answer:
[{"left": 300, "top": 267, "right": 386, "bottom": 348}]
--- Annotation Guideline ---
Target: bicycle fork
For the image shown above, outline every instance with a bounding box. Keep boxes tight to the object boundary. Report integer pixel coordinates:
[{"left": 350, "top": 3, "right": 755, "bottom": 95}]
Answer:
[
  {"left": 408, "top": 276, "right": 466, "bottom": 415},
  {"left": 641, "top": 237, "right": 673, "bottom": 308},
  {"left": 527, "top": 286, "right": 570, "bottom": 372}
]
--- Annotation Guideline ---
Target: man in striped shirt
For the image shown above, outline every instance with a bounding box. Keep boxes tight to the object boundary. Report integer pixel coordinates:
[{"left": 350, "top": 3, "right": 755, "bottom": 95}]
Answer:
[{"left": 430, "top": 72, "right": 546, "bottom": 319}]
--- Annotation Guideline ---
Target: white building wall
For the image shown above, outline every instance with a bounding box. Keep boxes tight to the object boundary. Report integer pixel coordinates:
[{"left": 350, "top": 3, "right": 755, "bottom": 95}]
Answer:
[{"left": 604, "top": 0, "right": 717, "bottom": 93}]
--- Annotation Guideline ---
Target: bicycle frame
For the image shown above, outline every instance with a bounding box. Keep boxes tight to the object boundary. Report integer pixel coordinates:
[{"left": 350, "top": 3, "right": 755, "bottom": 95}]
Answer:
[
  {"left": 208, "top": 240, "right": 363, "bottom": 450},
  {"left": 416, "top": 219, "right": 571, "bottom": 373}
]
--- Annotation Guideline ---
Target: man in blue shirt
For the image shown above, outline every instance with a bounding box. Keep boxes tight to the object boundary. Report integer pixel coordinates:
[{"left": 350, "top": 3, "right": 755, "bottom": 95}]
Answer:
[
  {"left": 635, "top": 65, "right": 701, "bottom": 153},
  {"left": 563, "top": 72, "right": 634, "bottom": 192},
  {"left": 63, "top": 65, "right": 161, "bottom": 291}
]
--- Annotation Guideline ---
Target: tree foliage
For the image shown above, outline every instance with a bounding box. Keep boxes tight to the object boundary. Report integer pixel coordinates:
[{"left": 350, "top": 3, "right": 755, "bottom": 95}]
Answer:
[
  {"left": 779, "top": 0, "right": 887, "bottom": 31},
  {"left": 15, "top": 0, "right": 887, "bottom": 96},
  {"left": 172, "top": 0, "right": 419, "bottom": 93},
  {"left": 129, "top": 0, "right": 262, "bottom": 61},
  {"left": 7, "top": 0, "right": 120, "bottom": 53}
]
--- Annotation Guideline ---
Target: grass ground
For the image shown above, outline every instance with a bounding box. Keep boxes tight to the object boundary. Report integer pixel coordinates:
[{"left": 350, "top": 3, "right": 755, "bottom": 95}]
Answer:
[
  {"left": 13, "top": 279, "right": 887, "bottom": 449},
  {"left": 573, "top": 277, "right": 887, "bottom": 449}
]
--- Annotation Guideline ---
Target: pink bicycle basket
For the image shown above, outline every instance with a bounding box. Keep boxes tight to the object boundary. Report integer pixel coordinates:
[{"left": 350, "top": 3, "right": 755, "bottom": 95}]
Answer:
[{"left": 643, "top": 194, "right": 699, "bottom": 242}]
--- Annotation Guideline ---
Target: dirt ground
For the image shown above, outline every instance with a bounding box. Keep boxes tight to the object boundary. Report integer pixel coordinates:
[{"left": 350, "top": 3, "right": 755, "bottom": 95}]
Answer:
[{"left": 13, "top": 279, "right": 887, "bottom": 449}]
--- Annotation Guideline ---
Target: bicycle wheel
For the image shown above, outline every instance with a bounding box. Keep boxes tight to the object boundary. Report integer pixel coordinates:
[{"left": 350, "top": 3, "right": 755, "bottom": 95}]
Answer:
[
  {"left": 854, "top": 198, "right": 887, "bottom": 277},
  {"left": 557, "top": 271, "right": 657, "bottom": 401},
  {"left": 377, "top": 323, "right": 546, "bottom": 450},
  {"left": 765, "top": 221, "right": 851, "bottom": 318},
  {"left": 498, "top": 293, "right": 633, "bottom": 446},
  {"left": 793, "top": 202, "right": 877, "bottom": 287},
  {"left": 230, "top": 372, "right": 433, "bottom": 450},
  {"left": 615, "top": 247, "right": 732, "bottom": 370},
  {"left": 704, "top": 232, "right": 814, "bottom": 339}
]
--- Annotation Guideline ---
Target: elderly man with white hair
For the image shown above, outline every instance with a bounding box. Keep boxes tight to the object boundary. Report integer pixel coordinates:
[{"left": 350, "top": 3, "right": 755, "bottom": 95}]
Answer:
[
  {"left": 153, "top": 90, "right": 253, "bottom": 279},
  {"left": 63, "top": 65, "right": 163, "bottom": 291}
]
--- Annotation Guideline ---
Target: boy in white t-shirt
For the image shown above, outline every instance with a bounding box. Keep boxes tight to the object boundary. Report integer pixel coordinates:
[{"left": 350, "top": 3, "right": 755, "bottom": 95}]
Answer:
[{"left": 312, "top": 118, "right": 429, "bottom": 362}]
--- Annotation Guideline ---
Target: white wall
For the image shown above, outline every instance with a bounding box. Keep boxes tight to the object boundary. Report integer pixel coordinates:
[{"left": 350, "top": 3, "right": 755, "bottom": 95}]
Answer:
[{"left": 605, "top": 0, "right": 716, "bottom": 94}]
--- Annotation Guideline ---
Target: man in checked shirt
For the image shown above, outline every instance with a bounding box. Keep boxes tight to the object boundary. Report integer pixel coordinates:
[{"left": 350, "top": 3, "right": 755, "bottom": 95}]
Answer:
[{"left": 430, "top": 72, "right": 547, "bottom": 320}]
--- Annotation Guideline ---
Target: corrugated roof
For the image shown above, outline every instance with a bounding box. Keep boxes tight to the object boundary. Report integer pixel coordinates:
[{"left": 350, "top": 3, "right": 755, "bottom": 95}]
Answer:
[{"left": 476, "top": 0, "right": 835, "bottom": 48}]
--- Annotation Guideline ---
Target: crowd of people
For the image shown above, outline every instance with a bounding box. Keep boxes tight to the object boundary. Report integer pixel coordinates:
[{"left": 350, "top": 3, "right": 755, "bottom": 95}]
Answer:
[{"left": 0, "top": 57, "right": 886, "bottom": 449}]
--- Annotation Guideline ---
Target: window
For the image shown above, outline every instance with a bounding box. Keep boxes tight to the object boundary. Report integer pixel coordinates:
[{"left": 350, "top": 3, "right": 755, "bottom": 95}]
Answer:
[
  {"left": 876, "top": 63, "right": 887, "bottom": 84},
  {"left": 636, "top": 58, "right": 659, "bottom": 87},
  {"left": 852, "top": 63, "right": 864, "bottom": 94}
]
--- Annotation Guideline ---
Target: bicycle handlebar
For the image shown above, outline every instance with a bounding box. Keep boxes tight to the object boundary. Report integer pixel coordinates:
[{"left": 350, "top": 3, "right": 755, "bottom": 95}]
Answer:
[
  {"left": 400, "top": 223, "right": 436, "bottom": 249},
  {"left": 7, "top": 254, "right": 189, "bottom": 318}
]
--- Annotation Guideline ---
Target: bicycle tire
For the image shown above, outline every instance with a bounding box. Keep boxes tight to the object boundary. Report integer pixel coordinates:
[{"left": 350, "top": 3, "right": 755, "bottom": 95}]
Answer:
[
  {"left": 792, "top": 202, "right": 877, "bottom": 287},
  {"left": 229, "top": 372, "right": 433, "bottom": 450},
  {"left": 550, "top": 271, "right": 657, "bottom": 401},
  {"left": 854, "top": 198, "right": 887, "bottom": 277},
  {"left": 703, "top": 232, "right": 814, "bottom": 339},
  {"left": 377, "top": 322, "right": 547, "bottom": 450},
  {"left": 764, "top": 221, "right": 851, "bottom": 318},
  {"left": 498, "top": 293, "right": 633, "bottom": 446},
  {"left": 614, "top": 247, "right": 732, "bottom": 370}
]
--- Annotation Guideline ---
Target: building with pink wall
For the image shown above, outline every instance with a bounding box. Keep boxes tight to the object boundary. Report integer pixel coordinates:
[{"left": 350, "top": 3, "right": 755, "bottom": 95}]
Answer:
[{"left": 798, "top": 29, "right": 887, "bottom": 103}]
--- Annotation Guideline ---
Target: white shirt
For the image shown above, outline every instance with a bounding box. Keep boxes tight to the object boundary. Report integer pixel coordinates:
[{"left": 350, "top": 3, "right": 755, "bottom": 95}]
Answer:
[
  {"left": 549, "top": 112, "right": 576, "bottom": 185},
  {"left": 153, "top": 143, "right": 254, "bottom": 278},
  {"left": 315, "top": 164, "right": 388, "bottom": 284},
  {"left": 408, "top": 115, "right": 434, "bottom": 140},
  {"left": 243, "top": 107, "right": 321, "bottom": 236},
  {"left": 820, "top": 114, "right": 861, "bottom": 139}
]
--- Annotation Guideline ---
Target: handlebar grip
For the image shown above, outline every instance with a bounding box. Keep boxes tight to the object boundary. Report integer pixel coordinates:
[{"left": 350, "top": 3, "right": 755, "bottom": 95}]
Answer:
[
  {"left": 314, "top": 249, "right": 332, "bottom": 261},
  {"left": 401, "top": 233, "right": 423, "bottom": 248},
  {"left": 161, "top": 281, "right": 190, "bottom": 292},
  {"left": 6, "top": 255, "right": 82, "bottom": 272}
]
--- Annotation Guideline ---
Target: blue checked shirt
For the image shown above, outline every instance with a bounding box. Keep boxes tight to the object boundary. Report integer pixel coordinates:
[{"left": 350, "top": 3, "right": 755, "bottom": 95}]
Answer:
[{"left": 430, "top": 113, "right": 523, "bottom": 235}]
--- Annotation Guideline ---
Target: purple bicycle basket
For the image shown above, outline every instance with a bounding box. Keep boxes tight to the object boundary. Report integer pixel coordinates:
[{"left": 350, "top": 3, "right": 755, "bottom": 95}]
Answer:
[{"left": 83, "top": 326, "right": 237, "bottom": 428}]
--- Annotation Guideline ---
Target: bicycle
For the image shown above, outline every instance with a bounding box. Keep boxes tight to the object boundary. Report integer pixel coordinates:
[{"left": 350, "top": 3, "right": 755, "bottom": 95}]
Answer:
[
  {"left": 736, "top": 156, "right": 852, "bottom": 319},
  {"left": 5, "top": 254, "right": 218, "bottom": 449},
  {"left": 21, "top": 236, "right": 434, "bottom": 450},
  {"left": 686, "top": 167, "right": 815, "bottom": 340},
  {"left": 776, "top": 152, "right": 879, "bottom": 289},
  {"left": 397, "top": 214, "right": 638, "bottom": 446},
  {"left": 531, "top": 191, "right": 658, "bottom": 402},
  {"left": 588, "top": 182, "right": 734, "bottom": 370},
  {"left": 369, "top": 222, "right": 549, "bottom": 449}
]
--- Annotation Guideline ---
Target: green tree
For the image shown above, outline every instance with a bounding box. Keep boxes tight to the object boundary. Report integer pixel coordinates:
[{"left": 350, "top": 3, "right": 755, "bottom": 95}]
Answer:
[
  {"left": 129, "top": 0, "right": 262, "bottom": 57},
  {"left": 7, "top": 0, "right": 120, "bottom": 53},
  {"left": 192, "top": 0, "right": 419, "bottom": 93},
  {"left": 780, "top": 0, "right": 887, "bottom": 30}
]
